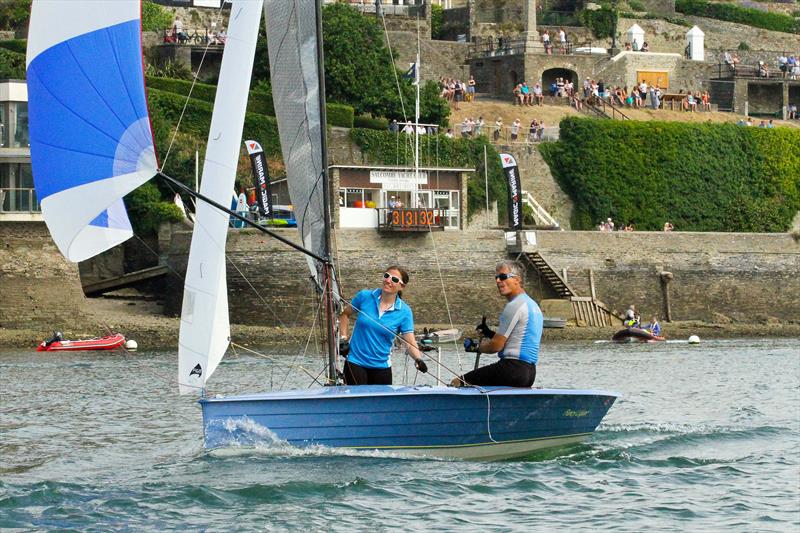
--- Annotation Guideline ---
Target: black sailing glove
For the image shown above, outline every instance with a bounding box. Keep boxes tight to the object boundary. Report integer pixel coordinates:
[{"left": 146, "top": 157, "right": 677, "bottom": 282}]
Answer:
[
  {"left": 464, "top": 338, "right": 480, "bottom": 353},
  {"left": 415, "top": 359, "right": 428, "bottom": 373},
  {"left": 476, "top": 316, "right": 495, "bottom": 339},
  {"left": 338, "top": 338, "right": 350, "bottom": 357}
]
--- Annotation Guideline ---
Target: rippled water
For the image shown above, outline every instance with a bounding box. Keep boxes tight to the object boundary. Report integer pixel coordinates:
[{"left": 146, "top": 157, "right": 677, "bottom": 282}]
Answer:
[{"left": 2, "top": 338, "right": 798, "bottom": 531}]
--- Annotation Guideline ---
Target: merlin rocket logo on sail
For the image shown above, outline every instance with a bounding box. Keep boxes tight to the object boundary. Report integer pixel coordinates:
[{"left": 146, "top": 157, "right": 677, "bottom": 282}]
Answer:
[{"left": 190, "top": 364, "right": 203, "bottom": 377}]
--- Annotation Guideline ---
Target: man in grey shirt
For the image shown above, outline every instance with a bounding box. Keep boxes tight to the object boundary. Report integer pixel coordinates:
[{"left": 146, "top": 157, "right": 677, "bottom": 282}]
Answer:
[{"left": 452, "top": 260, "right": 543, "bottom": 387}]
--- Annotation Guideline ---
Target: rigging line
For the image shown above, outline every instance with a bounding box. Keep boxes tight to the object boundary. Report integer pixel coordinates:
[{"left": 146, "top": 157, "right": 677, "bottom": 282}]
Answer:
[
  {"left": 380, "top": 10, "right": 408, "bottom": 122},
  {"left": 224, "top": 256, "right": 308, "bottom": 347},
  {"left": 278, "top": 284, "right": 326, "bottom": 390},
  {"left": 230, "top": 342, "right": 324, "bottom": 386},
  {"left": 160, "top": 3, "right": 228, "bottom": 171}
]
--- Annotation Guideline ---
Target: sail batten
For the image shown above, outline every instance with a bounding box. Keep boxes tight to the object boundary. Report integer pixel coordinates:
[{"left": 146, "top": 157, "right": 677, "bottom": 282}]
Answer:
[{"left": 177, "top": 0, "right": 263, "bottom": 395}]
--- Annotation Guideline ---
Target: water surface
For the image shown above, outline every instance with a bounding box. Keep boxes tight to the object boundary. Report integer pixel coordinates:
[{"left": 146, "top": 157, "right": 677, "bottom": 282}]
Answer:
[{"left": 2, "top": 338, "right": 798, "bottom": 531}]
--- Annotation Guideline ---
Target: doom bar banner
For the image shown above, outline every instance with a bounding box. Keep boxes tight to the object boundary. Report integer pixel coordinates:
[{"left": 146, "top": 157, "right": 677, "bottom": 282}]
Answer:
[
  {"left": 500, "top": 153, "right": 522, "bottom": 230},
  {"left": 244, "top": 140, "right": 272, "bottom": 218}
]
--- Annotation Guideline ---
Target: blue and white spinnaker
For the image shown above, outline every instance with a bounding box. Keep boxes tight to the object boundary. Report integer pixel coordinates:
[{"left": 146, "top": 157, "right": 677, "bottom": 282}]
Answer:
[{"left": 26, "top": 1, "right": 156, "bottom": 262}]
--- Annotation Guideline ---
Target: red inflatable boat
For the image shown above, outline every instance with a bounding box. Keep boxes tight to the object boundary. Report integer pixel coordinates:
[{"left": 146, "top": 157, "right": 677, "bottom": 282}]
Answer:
[{"left": 36, "top": 333, "right": 126, "bottom": 352}]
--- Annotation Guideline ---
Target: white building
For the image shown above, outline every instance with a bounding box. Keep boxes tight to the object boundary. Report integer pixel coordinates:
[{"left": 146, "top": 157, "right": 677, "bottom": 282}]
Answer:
[{"left": 0, "top": 80, "right": 38, "bottom": 222}]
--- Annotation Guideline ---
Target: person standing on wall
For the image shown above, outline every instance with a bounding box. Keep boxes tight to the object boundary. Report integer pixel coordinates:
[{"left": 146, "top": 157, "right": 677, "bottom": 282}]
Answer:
[
  {"left": 453, "top": 260, "right": 542, "bottom": 388},
  {"left": 339, "top": 266, "right": 428, "bottom": 385}
]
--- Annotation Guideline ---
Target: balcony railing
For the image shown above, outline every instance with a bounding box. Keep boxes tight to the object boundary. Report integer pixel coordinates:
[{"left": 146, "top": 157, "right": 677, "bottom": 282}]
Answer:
[{"left": 0, "top": 187, "right": 40, "bottom": 213}]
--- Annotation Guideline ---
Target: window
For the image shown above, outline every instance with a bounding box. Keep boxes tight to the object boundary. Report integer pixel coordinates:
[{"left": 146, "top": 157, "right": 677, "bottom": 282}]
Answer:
[
  {"left": 12, "top": 102, "right": 28, "bottom": 148},
  {"left": 0, "top": 104, "right": 6, "bottom": 147},
  {"left": 340, "top": 188, "right": 379, "bottom": 208},
  {"left": 0, "top": 163, "right": 38, "bottom": 212}
]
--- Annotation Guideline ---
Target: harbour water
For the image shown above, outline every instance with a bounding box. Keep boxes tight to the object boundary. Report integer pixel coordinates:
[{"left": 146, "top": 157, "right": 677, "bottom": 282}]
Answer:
[{"left": 2, "top": 338, "right": 798, "bottom": 531}]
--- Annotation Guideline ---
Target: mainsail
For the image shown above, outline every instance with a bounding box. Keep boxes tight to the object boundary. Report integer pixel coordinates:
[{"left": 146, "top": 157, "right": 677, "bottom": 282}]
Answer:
[
  {"left": 177, "top": 0, "right": 263, "bottom": 394},
  {"left": 26, "top": 1, "right": 157, "bottom": 262},
  {"left": 263, "top": 1, "right": 334, "bottom": 292}
]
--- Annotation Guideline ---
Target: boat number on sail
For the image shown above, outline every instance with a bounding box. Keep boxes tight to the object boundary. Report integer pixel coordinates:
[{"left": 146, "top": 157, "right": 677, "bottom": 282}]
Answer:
[
  {"left": 563, "top": 409, "right": 589, "bottom": 417},
  {"left": 190, "top": 364, "right": 203, "bottom": 377}
]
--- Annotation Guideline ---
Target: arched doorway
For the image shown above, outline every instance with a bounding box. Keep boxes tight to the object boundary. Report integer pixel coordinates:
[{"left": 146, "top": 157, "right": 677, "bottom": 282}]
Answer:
[{"left": 541, "top": 67, "right": 578, "bottom": 91}]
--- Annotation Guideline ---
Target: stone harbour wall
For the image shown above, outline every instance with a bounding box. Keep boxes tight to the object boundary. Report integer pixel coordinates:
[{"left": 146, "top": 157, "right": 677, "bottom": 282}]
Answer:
[
  {"left": 0, "top": 223, "right": 89, "bottom": 329},
  {"left": 163, "top": 226, "right": 800, "bottom": 327}
]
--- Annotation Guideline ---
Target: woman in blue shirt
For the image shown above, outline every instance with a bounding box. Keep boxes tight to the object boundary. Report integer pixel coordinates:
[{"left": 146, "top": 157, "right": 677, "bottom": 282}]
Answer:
[{"left": 339, "top": 266, "right": 427, "bottom": 385}]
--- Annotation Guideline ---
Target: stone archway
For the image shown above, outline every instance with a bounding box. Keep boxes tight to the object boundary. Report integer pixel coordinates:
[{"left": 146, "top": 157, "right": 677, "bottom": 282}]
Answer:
[{"left": 541, "top": 67, "right": 578, "bottom": 90}]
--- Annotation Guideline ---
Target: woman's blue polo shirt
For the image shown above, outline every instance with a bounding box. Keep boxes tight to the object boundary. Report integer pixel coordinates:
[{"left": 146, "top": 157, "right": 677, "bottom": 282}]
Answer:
[{"left": 347, "top": 289, "right": 414, "bottom": 369}]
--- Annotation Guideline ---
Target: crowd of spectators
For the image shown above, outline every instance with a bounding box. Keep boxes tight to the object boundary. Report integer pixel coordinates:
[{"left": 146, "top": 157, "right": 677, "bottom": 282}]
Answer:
[
  {"left": 163, "top": 17, "right": 226, "bottom": 45},
  {"left": 597, "top": 218, "right": 675, "bottom": 232},
  {"left": 439, "top": 76, "right": 477, "bottom": 110}
]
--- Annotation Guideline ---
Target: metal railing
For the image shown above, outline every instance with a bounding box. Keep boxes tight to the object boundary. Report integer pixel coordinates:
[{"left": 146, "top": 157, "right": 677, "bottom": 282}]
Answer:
[
  {"left": 482, "top": 125, "right": 560, "bottom": 144},
  {"left": 329, "top": 1, "right": 427, "bottom": 17},
  {"left": 468, "top": 37, "right": 574, "bottom": 59},
  {"left": 0, "top": 187, "right": 40, "bottom": 213}
]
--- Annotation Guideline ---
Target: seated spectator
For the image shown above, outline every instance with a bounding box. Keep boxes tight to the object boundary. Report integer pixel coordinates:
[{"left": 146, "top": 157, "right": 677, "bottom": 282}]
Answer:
[
  {"left": 702, "top": 91, "right": 711, "bottom": 111},
  {"left": 758, "top": 61, "right": 769, "bottom": 78},
  {"left": 686, "top": 93, "right": 697, "bottom": 112},
  {"left": 625, "top": 42, "right": 632, "bottom": 51},
  {"left": 164, "top": 29, "right": 176, "bottom": 44},
  {"left": 520, "top": 82, "right": 531, "bottom": 106},
  {"left": 533, "top": 83, "right": 544, "bottom": 106},
  {"left": 445, "top": 129, "right": 455, "bottom": 138},
  {"left": 641, "top": 41, "right": 650, "bottom": 52},
  {"left": 513, "top": 84, "right": 524, "bottom": 106},
  {"left": 789, "top": 103, "right": 797, "bottom": 120},
  {"left": 663, "top": 221, "right": 674, "bottom": 232},
  {"left": 549, "top": 80, "right": 558, "bottom": 97},
  {"left": 632, "top": 39, "right": 640, "bottom": 52}
]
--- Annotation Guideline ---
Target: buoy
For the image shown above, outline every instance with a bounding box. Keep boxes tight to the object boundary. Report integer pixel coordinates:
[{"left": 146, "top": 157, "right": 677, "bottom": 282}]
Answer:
[
  {"left": 125, "top": 339, "right": 139, "bottom": 351},
  {"left": 688, "top": 335, "right": 700, "bottom": 345}
]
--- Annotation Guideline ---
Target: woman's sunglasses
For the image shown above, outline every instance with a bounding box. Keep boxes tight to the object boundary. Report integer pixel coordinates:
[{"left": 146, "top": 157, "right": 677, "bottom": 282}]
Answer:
[
  {"left": 383, "top": 272, "right": 403, "bottom": 284},
  {"left": 495, "top": 273, "right": 517, "bottom": 281}
]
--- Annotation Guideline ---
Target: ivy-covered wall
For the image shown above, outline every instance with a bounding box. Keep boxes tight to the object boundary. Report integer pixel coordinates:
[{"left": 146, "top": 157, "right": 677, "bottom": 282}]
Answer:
[
  {"left": 539, "top": 117, "right": 800, "bottom": 232},
  {"left": 349, "top": 128, "right": 509, "bottom": 222}
]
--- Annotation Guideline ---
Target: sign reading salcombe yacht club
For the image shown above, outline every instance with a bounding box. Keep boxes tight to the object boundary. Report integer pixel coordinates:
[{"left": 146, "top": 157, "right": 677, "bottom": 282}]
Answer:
[{"left": 370, "top": 170, "right": 428, "bottom": 191}]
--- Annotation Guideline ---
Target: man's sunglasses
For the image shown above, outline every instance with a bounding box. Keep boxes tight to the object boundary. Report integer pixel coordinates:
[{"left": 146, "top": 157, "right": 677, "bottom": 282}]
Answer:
[
  {"left": 495, "top": 273, "right": 517, "bottom": 281},
  {"left": 383, "top": 272, "right": 403, "bottom": 284}
]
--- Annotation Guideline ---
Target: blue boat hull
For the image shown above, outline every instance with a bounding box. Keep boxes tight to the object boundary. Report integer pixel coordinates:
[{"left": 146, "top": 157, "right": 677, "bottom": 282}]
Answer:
[{"left": 200, "top": 386, "right": 619, "bottom": 460}]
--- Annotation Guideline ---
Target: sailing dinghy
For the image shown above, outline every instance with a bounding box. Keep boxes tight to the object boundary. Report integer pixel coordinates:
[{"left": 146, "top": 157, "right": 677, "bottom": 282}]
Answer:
[{"left": 27, "top": 0, "right": 619, "bottom": 460}]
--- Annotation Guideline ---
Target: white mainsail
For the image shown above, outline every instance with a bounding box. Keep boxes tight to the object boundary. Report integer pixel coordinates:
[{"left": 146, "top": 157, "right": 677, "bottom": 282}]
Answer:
[{"left": 177, "top": 0, "right": 263, "bottom": 395}]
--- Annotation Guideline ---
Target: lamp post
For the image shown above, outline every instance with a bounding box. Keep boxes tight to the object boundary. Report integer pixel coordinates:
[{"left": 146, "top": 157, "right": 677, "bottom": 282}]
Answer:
[{"left": 610, "top": 0, "right": 619, "bottom": 55}]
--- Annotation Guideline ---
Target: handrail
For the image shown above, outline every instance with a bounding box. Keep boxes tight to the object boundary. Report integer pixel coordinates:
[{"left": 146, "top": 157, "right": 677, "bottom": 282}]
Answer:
[{"left": 520, "top": 190, "right": 559, "bottom": 228}]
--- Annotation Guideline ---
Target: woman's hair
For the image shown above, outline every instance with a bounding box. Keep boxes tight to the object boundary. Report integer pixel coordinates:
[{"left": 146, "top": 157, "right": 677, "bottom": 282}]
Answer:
[
  {"left": 495, "top": 260, "right": 524, "bottom": 283},
  {"left": 386, "top": 265, "right": 409, "bottom": 298}
]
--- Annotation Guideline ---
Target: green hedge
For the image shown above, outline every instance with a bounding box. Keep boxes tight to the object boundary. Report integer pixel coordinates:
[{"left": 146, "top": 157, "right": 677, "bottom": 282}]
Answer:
[
  {"left": 354, "top": 115, "right": 389, "bottom": 130},
  {"left": 349, "top": 128, "right": 508, "bottom": 222},
  {"left": 578, "top": 6, "right": 617, "bottom": 39},
  {"left": 0, "top": 39, "right": 26, "bottom": 54},
  {"left": 675, "top": 0, "right": 800, "bottom": 34},
  {"left": 146, "top": 76, "right": 354, "bottom": 127},
  {"left": 0, "top": 47, "right": 25, "bottom": 79},
  {"left": 539, "top": 117, "right": 800, "bottom": 232},
  {"left": 327, "top": 103, "right": 354, "bottom": 128}
]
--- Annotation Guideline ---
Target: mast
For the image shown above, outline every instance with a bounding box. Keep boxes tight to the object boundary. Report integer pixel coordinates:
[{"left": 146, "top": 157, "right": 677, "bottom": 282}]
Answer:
[
  {"left": 315, "top": 0, "right": 338, "bottom": 384},
  {"left": 414, "top": 15, "right": 420, "bottom": 201}
]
